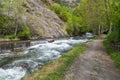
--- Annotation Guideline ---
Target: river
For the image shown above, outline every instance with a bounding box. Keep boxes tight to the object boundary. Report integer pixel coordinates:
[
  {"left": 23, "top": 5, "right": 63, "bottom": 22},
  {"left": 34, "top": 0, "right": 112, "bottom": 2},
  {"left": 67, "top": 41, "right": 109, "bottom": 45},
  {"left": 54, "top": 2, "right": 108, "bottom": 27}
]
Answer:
[{"left": 0, "top": 35, "right": 92, "bottom": 80}]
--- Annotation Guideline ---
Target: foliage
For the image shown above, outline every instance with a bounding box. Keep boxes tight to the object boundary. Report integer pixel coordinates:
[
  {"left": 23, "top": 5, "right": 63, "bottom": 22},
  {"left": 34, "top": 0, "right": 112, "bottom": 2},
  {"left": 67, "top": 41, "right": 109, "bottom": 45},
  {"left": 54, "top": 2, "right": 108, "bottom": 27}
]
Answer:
[
  {"left": 111, "top": 0, "right": 120, "bottom": 26},
  {"left": 110, "top": 52, "right": 120, "bottom": 69},
  {"left": 104, "top": 39, "right": 120, "bottom": 69},
  {"left": 0, "top": 14, "right": 30, "bottom": 40},
  {"left": 76, "top": 0, "right": 109, "bottom": 34},
  {"left": 6, "top": 35, "right": 16, "bottom": 39},
  {"left": 53, "top": 3, "right": 86, "bottom": 36},
  {"left": 0, "top": 0, "right": 31, "bottom": 39},
  {"left": 53, "top": 3, "right": 71, "bottom": 22},
  {"left": 17, "top": 24, "right": 30, "bottom": 40},
  {"left": 104, "top": 0, "right": 120, "bottom": 69},
  {"left": 106, "top": 0, "right": 120, "bottom": 42},
  {"left": 103, "top": 39, "right": 114, "bottom": 54},
  {"left": 24, "top": 44, "right": 85, "bottom": 80},
  {"left": 107, "top": 27, "right": 120, "bottom": 42},
  {"left": 0, "top": 14, "right": 15, "bottom": 36},
  {"left": 66, "top": 16, "right": 84, "bottom": 36}
]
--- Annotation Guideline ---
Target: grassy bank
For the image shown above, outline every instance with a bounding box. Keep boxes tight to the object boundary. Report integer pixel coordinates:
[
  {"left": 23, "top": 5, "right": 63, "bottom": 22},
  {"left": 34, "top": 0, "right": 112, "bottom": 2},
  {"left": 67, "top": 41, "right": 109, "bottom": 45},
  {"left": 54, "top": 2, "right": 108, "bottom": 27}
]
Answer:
[
  {"left": 24, "top": 44, "right": 85, "bottom": 80},
  {"left": 104, "top": 39, "right": 120, "bottom": 69}
]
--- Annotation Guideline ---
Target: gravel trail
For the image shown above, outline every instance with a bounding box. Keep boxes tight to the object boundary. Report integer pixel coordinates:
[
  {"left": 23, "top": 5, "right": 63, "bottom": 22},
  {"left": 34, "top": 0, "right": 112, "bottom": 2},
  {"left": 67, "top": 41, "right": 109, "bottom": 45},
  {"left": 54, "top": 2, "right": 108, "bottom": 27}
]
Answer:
[{"left": 65, "top": 40, "right": 120, "bottom": 80}]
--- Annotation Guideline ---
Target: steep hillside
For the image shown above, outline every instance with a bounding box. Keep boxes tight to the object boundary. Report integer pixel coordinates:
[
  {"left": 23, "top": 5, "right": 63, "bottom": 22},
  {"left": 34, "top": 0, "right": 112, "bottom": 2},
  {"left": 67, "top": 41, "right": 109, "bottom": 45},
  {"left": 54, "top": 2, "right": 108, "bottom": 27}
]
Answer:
[
  {"left": 54, "top": 0, "right": 80, "bottom": 7},
  {"left": 25, "top": 0, "right": 67, "bottom": 38},
  {"left": 0, "top": 0, "right": 67, "bottom": 39}
]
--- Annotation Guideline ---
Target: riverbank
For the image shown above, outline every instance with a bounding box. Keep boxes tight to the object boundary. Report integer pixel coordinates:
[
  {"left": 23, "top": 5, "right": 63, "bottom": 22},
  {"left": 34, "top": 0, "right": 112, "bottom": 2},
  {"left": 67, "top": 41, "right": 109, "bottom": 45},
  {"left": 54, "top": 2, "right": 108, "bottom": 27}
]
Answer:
[
  {"left": 104, "top": 39, "right": 120, "bottom": 69},
  {"left": 0, "top": 38, "right": 54, "bottom": 54},
  {"left": 24, "top": 44, "right": 85, "bottom": 80}
]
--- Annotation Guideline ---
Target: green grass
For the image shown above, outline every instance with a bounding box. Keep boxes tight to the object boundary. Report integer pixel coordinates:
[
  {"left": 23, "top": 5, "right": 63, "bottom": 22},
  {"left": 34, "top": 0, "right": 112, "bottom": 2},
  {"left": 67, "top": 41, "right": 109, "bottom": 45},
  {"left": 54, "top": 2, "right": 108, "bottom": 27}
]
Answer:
[
  {"left": 24, "top": 44, "right": 85, "bottom": 80},
  {"left": 104, "top": 39, "right": 120, "bottom": 69}
]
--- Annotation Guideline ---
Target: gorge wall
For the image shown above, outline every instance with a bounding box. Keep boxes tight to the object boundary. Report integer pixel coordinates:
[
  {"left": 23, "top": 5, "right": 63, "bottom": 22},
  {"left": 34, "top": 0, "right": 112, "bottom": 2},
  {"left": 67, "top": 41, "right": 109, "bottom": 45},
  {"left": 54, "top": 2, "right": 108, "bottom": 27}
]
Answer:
[{"left": 24, "top": 0, "right": 67, "bottom": 38}]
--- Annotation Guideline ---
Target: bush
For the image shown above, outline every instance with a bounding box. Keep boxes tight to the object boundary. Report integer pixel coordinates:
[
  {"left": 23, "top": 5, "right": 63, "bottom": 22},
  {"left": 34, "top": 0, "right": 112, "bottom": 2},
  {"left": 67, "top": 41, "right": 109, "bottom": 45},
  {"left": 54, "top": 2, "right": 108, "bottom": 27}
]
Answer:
[
  {"left": 107, "top": 26, "right": 120, "bottom": 42},
  {"left": 104, "top": 39, "right": 120, "bottom": 69},
  {"left": 53, "top": 3, "right": 61, "bottom": 14},
  {"left": 0, "top": 15, "right": 15, "bottom": 36},
  {"left": 66, "top": 15, "right": 86, "bottom": 36},
  {"left": 7, "top": 35, "right": 16, "bottom": 39},
  {"left": 53, "top": 3, "right": 71, "bottom": 22},
  {"left": 17, "top": 24, "right": 30, "bottom": 40},
  {"left": 110, "top": 52, "right": 120, "bottom": 69},
  {"left": 53, "top": 3, "right": 87, "bottom": 36}
]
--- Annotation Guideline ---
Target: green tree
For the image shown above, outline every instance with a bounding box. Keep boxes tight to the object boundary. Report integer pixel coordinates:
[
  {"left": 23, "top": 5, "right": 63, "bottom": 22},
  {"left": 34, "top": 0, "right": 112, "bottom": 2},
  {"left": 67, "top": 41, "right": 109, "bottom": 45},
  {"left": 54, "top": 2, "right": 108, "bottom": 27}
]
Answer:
[
  {"left": 0, "top": 0, "right": 30, "bottom": 39},
  {"left": 107, "top": 0, "right": 120, "bottom": 42},
  {"left": 75, "top": 0, "right": 110, "bottom": 35}
]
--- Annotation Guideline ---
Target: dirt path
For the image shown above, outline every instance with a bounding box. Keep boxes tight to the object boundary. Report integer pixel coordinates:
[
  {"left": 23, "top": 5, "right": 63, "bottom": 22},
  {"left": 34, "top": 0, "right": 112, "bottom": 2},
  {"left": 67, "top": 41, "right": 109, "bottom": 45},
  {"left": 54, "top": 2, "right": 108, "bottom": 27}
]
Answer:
[{"left": 65, "top": 40, "right": 120, "bottom": 80}]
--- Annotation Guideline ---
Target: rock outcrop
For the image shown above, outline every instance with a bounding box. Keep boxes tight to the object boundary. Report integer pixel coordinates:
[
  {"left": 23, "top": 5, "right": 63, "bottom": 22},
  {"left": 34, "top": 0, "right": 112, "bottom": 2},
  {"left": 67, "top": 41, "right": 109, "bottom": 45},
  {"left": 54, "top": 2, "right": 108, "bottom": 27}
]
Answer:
[
  {"left": 53, "top": 0, "right": 80, "bottom": 7},
  {"left": 23, "top": 0, "right": 67, "bottom": 38}
]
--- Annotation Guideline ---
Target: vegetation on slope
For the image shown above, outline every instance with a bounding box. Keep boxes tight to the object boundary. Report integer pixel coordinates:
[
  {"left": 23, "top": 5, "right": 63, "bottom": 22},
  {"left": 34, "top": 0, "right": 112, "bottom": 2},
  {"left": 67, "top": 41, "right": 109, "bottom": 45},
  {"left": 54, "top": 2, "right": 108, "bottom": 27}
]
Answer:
[
  {"left": 104, "top": 0, "right": 120, "bottom": 68},
  {"left": 52, "top": 0, "right": 114, "bottom": 36},
  {"left": 53, "top": 3, "right": 85, "bottom": 36},
  {"left": 24, "top": 44, "right": 85, "bottom": 80},
  {"left": 0, "top": 0, "right": 66, "bottom": 40},
  {"left": 0, "top": 0, "right": 30, "bottom": 40}
]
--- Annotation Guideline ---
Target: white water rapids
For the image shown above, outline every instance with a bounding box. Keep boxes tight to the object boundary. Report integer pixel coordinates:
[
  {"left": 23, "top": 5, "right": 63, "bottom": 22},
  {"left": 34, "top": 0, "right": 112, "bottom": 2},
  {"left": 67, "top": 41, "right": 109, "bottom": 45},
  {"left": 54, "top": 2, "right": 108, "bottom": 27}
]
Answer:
[{"left": 0, "top": 35, "right": 93, "bottom": 80}]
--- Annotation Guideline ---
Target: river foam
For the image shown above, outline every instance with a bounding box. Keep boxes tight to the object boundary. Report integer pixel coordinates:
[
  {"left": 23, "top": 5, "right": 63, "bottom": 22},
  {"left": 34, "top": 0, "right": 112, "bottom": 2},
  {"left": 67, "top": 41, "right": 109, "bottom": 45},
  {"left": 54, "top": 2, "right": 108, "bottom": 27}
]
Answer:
[{"left": 0, "top": 37, "right": 90, "bottom": 80}]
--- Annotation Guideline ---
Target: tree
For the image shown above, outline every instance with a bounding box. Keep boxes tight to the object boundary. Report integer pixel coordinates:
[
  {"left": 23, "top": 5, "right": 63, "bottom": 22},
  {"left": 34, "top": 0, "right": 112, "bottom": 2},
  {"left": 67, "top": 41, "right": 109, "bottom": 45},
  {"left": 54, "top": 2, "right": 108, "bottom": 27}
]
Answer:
[
  {"left": 74, "top": 0, "right": 110, "bottom": 35},
  {"left": 0, "top": 0, "right": 30, "bottom": 39},
  {"left": 107, "top": 0, "right": 120, "bottom": 42}
]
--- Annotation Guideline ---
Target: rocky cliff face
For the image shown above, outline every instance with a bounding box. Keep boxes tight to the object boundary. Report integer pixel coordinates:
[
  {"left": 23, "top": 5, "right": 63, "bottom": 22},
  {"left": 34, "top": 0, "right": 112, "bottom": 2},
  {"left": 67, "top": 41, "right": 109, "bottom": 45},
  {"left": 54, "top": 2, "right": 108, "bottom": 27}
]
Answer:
[
  {"left": 22, "top": 0, "right": 67, "bottom": 38},
  {"left": 53, "top": 0, "right": 80, "bottom": 7}
]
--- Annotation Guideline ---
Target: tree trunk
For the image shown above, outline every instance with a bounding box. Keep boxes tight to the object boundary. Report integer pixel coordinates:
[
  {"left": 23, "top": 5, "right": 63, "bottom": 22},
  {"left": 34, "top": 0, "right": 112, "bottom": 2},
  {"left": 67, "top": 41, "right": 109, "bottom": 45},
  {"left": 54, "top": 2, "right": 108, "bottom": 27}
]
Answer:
[
  {"left": 108, "top": 22, "right": 112, "bottom": 34},
  {"left": 14, "top": 24, "right": 18, "bottom": 36},
  {"left": 104, "top": 0, "right": 110, "bottom": 25},
  {"left": 98, "top": 24, "right": 101, "bottom": 35},
  {"left": 101, "top": 26, "right": 103, "bottom": 34}
]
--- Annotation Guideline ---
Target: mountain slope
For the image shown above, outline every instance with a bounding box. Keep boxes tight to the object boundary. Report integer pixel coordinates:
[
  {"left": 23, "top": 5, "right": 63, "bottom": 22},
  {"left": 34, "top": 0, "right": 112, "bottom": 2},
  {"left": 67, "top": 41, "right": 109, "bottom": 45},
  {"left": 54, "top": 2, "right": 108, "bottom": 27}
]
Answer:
[
  {"left": 54, "top": 0, "right": 80, "bottom": 7},
  {"left": 0, "top": 0, "right": 67, "bottom": 39},
  {"left": 24, "top": 0, "right": 67, "bottom": 38}
]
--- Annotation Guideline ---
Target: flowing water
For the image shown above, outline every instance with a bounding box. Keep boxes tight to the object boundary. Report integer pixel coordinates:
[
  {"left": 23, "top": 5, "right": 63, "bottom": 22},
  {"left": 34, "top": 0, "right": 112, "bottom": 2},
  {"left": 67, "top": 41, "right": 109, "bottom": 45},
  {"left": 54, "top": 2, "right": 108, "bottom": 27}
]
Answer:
[{"left": 0, "top": 36, "right": 91, "bottom": 80}]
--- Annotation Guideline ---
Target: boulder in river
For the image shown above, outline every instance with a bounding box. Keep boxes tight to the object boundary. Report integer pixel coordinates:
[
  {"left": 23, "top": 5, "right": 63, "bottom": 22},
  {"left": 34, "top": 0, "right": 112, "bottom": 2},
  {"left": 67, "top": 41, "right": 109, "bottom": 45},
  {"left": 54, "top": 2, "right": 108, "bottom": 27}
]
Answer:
[
  {"left": 20, "top": 63, "right": 31, "bottom": 73},
  {"left": 47, "top": 39, "right": 55, "bottom": 43}
]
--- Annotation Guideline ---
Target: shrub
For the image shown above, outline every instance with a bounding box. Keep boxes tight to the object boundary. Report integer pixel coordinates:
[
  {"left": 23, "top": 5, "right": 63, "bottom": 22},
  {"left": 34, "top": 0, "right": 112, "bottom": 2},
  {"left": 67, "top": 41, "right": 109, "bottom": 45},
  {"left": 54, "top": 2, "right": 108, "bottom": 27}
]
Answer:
[
  {"left": 53, "top": 3, "right": 61, "bottom": 14},
  {"left": 104, "top": 39, "right": 120, "bottom": 69},
  {"left": 107, "top": 26, "right": 120, "bottom": 42},
  {"left": 0, "top": 15, "right": 15, "bottom": 36},
  {"left": 7, "top": 35, "right": 16, "bottom": 39},
  {"left": 17, "top": 24, "right": 30, "bottom": 40},
  {"left": 53, "top": 3, "right": 87, "bottom": 36},
  {"left": 53, "top": 3, "right": 71, "bottom": 22}
]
